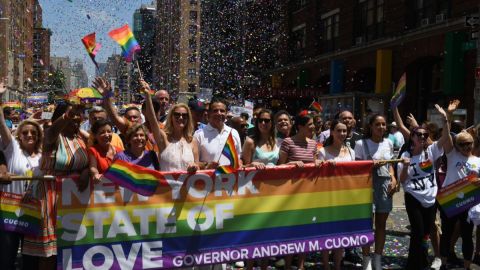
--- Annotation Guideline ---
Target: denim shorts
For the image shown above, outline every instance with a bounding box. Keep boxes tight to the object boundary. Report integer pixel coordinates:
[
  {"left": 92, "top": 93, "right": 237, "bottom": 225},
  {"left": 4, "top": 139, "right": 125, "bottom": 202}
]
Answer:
[{"left": 372, "top": 175, "right": 392, "bottom": 213}]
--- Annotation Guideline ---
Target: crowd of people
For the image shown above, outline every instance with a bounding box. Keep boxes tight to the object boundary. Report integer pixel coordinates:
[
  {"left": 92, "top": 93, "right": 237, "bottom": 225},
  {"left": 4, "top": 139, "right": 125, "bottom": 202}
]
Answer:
[{"left": 0, "top": 76, "right": 479, "bottom": 270}]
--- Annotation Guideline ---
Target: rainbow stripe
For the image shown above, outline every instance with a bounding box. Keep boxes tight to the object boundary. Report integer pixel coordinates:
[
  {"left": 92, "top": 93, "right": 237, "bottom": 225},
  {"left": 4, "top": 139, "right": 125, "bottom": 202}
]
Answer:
[
  {"left": 108, "top": 24, "right": 141, "bottom": 62},
  {"left": 57, "top": 162, "right": 374, "bottom": 269},
  {"left": 0, "top": 192, "right": 41, "bottom": 236},
  {"left": 419, "top": 160, "right": 433, "bottom": 173},
  {"left": 103, "top": 159, "right": 162, "bottom": 196},
  {"left": 81, "top": 32, "right": 101, "bottom": 68},
  {"left": 390, "top": 72, "right": 406, "bottom": 108},
  {"left": 437, "top": 174, "right": 480, "bottom": 218},
  {"left": 215, "top": 132, "right": 239, "bottom": 175}
]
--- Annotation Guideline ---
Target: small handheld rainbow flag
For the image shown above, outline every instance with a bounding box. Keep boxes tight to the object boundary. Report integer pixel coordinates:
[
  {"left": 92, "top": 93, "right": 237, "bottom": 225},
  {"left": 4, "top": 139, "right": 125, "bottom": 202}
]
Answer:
[
  {"left": 437, "top": 173, "right": 480, "bottom": 218},
  {"left": 215, "top": 132, "right": 240, "bottom": 175},
  {"left": 81, "top": 32, "right": 101, "bottom": 69},
  {"left": 108, "top": 24, "right": 141, "bottom": 62},
  {"left": 390, "top": 72, "right": 406, "bottom": 109},
  {"left": 309, "top": 101, "right": 323, "bottom": 112},
  {"left": 103, "top": 159, "right": 163, "bottom": 196}
]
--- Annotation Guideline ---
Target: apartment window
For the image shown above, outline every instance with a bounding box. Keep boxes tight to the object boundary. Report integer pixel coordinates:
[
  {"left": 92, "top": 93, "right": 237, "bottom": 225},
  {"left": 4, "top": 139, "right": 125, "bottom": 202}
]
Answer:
[
  {"left": 188, "top": 83, "right": 197, "bottom": 92},
  {"left": 189, "top": 25, "right": 197, "bottom": 36},
  {"left": 320, "top": 10, "right": 339, "bottom": 53},
  {"left": 353, "top": 0, "right": 384, "bottom": 44},
  {"left": 190, "top": 0, "right": 198, "bottom": 5},
  {"left": 291, "top": 24, "right": 306, "bottom": 58},
  {"left": 413, "top": 0, "right": 450, "bottom": 27},
  {"left": 188, "top": 51, "right": 197, "bottom": 63},
  {"left": 293, "top": 0, "right": 307, "bottom": 11},
  {"left": 188, "top": 69, "right": 196, "bottom": 80},
  {"left": 189, "top": 11, "right": 198, "bottom": 21},
  {"left": 189, "top": 38, "right": 197, "bottom": 49}
]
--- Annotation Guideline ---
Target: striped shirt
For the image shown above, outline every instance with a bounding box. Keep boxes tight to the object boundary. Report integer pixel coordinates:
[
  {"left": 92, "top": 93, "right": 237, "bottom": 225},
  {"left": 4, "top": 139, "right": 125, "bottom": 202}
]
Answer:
[{"left": 280, "top": 137, "right": 317, "bottom": 163}]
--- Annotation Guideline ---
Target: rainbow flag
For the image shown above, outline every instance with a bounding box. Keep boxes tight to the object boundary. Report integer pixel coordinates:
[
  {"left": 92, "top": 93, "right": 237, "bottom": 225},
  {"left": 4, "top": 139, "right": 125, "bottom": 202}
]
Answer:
[
  {"left": 390, "top": 72, "right": 406, "bottom": 108},
  {"left": 215, "top": 132, "right": 239, "bottom": 175},
  {"left": 0, "top": 192, "right": 41, "bottom": 236},
  {"left": 437, "top": 174, "right": 480, "bottom": 218},
  {"left": 2, "top": 101, "right": 22, "bottom": 110},
  {"left": 310, "top": 101, "right": 323, "bottom": 112},
  {"left": 56, "top": 161, "right": 374, "bottom": 269},
  {"left": 108, "top": 24, "right": 141, "bottom": 62},
  {"left": 81, "top": 32, "right": 101, "bottom": 68},
  {"left": 103, "top": 159, "right": 162, "bottom": 196}
]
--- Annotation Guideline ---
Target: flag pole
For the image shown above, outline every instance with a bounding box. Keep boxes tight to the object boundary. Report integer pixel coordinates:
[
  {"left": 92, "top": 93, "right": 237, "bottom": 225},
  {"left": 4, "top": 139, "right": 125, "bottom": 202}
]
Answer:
[{"left": 133, "top": 53, "right": 143, "bottom": 81}]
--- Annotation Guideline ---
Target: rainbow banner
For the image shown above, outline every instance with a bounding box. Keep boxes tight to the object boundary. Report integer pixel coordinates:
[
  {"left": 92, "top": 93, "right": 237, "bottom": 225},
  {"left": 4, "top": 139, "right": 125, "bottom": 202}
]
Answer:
[
  {"left": 0, "top": 192, "right": 41, "bottom": 236},
  {"left": 56, "top": 162, "right": 374, "bottom": 269},
  {"left": 437, "top": 174, "right": 480, "bottom": 218},
  {"left": 2, "top": 101, "right": 22, "bottom": 110}
]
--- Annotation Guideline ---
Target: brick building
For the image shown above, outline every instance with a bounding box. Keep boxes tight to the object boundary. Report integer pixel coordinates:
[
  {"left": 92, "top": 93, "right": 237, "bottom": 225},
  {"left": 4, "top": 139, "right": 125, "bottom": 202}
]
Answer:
[
  {"left": 251, "top": 0, "right": 479, "bottom": 125},
  {"left": 33, "top": 0, "right": 51, "bottom": 88}
]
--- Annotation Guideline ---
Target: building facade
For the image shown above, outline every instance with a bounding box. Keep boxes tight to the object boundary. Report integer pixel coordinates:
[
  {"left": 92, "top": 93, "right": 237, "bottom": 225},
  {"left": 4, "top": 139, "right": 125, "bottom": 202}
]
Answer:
[
  {"left": 252, "top": 0, "right": 479, "bottom": 125},
  {"left": 133, "top": 3, "right": 157, "bottom": 86},
  {"left": 50, "top": 56, "right": 72, "bottom": 92},
  {"left": 32, "top": 0, "right": 51, "bottom": 89},
  {"left": 155, "top": 0, "right": 201, "bottom": 101},
  {"left": 105, "top": 54, "right": 132, "bottom": 104},
  {"left": 70, "top": 59, "right": 88, "bottom": 90}
]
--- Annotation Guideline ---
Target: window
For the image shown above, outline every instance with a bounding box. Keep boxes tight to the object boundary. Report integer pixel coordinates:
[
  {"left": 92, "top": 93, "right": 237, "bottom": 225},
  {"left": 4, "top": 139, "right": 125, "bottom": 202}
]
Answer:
[
  {"left": 293, "top": 0, "right": 307, "bottom": 11},
  {"left": 320, "top": 10, "right": 339, "bottom": 53},
  {"left": 189, "top": 38, "right": 197, "bottom": 49},
  {"left": 353, "top": 0, "right": 384, "bottom": 43},
  {"left": 189, "top": 11, "right": 198, "bottom": 21},
  {"left": 188, "top": 51, "right": 197, "bottom": 63},
  {"left": 190, "top": 0, "right": 198, "bottom": 5},
  {"left": 291, "top": 24, "right": 306, "bottom": 58},
  {"left": 189, "top": 25, "right": 197, "bottom": 36},
  {"left": 188, "top": 69, "right": 196, "bottom": 80},
  {"left": 413, "top": 0, "right": 450, "bottom": 27},
  {"left": 188, "top": 83, "right": 197, "bottom": 92}
]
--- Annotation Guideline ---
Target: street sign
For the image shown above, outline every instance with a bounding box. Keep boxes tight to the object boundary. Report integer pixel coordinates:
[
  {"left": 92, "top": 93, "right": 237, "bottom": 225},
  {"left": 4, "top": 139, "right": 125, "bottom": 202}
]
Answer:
[{"left": 465, "top": 16, "right": 480, "bottom": 27}]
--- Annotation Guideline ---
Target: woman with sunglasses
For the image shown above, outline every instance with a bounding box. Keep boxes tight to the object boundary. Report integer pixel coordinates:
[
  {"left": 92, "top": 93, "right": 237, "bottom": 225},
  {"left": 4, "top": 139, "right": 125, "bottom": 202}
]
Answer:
[
  {"left": 318, "top": 120, "right": 354, "bottom": 270},
  {"left": 436, "top": 100, "right": 479, "bottom": 269},
  {"left": 354, "top": 113, "right": 397, "bottom": 270},
  {"left": 140, "top": 80, "right": 199, "bottom": 173},
  {"left": 0, "top": 83, "right": 44, "bottom": 269},
  {"left": 397, "top": 104, "right": 451, "bottom": 270}
]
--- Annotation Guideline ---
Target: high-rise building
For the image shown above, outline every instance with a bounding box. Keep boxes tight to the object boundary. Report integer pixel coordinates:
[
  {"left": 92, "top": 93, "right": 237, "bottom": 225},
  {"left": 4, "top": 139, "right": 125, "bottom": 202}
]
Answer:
[
  {"left": 0, "top": 0, "right": 35, "bottom": 101},
  {"left": 105, "top": 54, "right": 132, "bottom": 104},
  {"left": 50, "top": 56, "right": 72, "bottom": 92},
  {"left": 32, "top": 0, "right": 51, "bottom": 89},
  {"left": 155, "top": 0, "right": 201, "bottom": 101},
  {"left": 95, "top": 63, "right": 107, "bottom": 77},
  {"left": 133, "top": 3, "right": 156, "bottom": 86},
  {"left": 71, "top": 59, "right": 88, "bottom": 89}
]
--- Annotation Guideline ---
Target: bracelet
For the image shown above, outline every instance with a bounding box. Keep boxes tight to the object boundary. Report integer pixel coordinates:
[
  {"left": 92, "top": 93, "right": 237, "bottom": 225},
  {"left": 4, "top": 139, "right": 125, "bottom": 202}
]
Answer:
[{"left": 104, "top": 92, "right": 114, "bottom": 99}]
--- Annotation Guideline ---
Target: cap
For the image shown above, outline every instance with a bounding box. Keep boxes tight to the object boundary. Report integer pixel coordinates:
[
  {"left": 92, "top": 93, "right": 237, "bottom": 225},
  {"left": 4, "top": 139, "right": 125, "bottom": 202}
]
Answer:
[
  {"left": 389, "top": 121, "right": 397, "bottom": 127},
  {"left": 188, "top": 99, "right": 205, "bottom": 112}
]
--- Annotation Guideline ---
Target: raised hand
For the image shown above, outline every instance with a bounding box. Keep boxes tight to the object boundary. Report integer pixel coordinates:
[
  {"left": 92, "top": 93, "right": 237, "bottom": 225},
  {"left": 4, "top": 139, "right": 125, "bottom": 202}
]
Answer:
[
  {"left": 447, "top": 99, "right": 460, "bottom": 114},
  {"left": 138, "top": 79, "right": 151, "bottom": 95},
  {"left": 434, "top": 104, "right": 448, "bottom": 120},
  {"left": 92, "top": 77, "right": 112, "bottom": 98},
  {"left": 406, "top": 113, "right": 419, "bottom": 128}
]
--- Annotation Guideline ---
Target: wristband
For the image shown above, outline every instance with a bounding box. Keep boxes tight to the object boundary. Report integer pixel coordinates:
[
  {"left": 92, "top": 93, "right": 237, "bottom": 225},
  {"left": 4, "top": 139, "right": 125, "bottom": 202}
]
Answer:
[{"left": 104, "top": 91, "right": 114, "bottom": 99}]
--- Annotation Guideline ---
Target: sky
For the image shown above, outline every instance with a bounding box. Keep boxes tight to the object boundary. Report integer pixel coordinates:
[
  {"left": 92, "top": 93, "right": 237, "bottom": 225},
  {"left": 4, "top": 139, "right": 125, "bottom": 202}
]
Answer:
[{"left": 39, "top": 0, "right": 154, "bottom": 83}]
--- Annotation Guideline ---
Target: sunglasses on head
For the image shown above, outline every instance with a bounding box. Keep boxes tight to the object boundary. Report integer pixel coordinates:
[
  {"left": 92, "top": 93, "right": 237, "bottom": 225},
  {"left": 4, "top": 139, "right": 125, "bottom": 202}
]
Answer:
[
  {"left": 257, "top": 118, "right": 271, "bottom": 124},
  {"left": 415, "top": 132, "right": 429, "bottom": 139},
  {"left": 457, "top": 141, "right": 473, "bottom": 147},
  {"left": 173, "top": 112, "right": 188, "bottom": 119}
]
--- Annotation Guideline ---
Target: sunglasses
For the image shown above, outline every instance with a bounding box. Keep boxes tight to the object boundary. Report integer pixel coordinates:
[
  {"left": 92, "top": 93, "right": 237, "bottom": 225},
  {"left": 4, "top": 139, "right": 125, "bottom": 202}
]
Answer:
[
  {"left": 173, "top": 112, "right": 188, "bottom": 119},
  {"left": 241, "top": 124, "right": 249, "bottom": 128},
  {"left": 457, "top": 141, "right": 473, "bottom": 147},
  {"left": 415, "top": 132, "right": 429, "bottom": 139},
  {"left": 258, "top": 118, "right": 271, "bottom": 124}
]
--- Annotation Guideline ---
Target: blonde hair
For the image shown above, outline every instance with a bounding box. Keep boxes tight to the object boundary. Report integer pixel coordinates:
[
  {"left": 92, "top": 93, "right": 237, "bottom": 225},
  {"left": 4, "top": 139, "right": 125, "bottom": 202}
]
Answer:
[
  {"left": 15, "top": 120, "right": 44, "bottom": 153},
  {"left": 455, "top": 131, "right": 474, "bottom": 144},
  {"left": 165, "top": 103, "right": 194, "bottom": 143}
]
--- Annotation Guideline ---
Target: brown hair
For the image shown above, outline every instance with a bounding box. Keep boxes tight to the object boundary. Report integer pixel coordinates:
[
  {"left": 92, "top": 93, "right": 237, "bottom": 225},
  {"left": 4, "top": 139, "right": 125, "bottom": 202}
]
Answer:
[{"left": 124, "top": 123, "right": 148, "bottom": 144}]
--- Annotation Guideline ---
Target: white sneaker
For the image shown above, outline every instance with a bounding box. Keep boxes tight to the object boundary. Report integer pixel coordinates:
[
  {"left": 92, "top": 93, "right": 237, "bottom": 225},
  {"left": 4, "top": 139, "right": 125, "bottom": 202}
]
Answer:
[
  {"left": 430, "top": 257, "right": 442, "bottom": 270},
  {"left": 362, "top": 255, "right": 372, "bottom": 270},
  {"left": 373, "top": 253, "right": 382, "bottom": 270}
]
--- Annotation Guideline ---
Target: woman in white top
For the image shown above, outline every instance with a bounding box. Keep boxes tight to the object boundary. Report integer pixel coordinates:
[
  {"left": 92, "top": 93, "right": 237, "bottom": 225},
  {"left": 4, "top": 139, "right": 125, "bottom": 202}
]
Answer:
[
  {"left": 0, "top": 83, "right": 43, "bottom": 269},
  {"left": 397, "top": 103, "right": 450, "bottom": 270},
  {"left": 318, "top": 120, "right": 354, "bottom": 270},
  {"left": 354, "top": 114, "right": 397, "bottom": 270},
  {"left": 140, "top": 80, "right": 200, "bottom": 172},
  {"left": 438, "top": 100, "right": 479, "bottom": 269}
]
